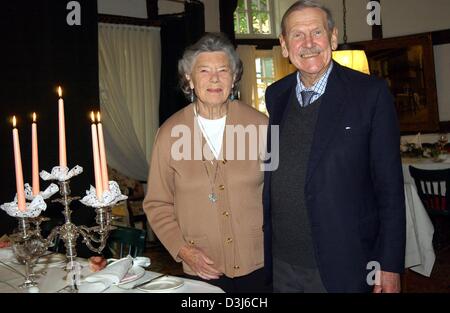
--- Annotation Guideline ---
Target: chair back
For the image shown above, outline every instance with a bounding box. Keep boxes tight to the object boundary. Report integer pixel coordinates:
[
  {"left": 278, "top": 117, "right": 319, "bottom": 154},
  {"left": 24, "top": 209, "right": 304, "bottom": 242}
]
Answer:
[
  {"left": 409, "top": 166, "right": 450, "bottom": 214},
  {"left": 106, "top": 226, "right": 146, "bottom": 258}
]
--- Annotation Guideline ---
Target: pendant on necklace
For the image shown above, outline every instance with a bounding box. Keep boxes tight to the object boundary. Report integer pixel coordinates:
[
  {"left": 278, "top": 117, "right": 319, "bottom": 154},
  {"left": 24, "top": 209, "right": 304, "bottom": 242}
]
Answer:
[{"left": 208, "top": 193, "right": 218, "bottom": 203}]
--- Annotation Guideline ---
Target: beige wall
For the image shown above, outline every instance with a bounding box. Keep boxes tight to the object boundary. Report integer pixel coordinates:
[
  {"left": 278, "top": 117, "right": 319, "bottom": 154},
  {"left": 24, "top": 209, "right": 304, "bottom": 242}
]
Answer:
[
  {"left": 202, "top": 0, "right": 220, "bottom": 33},
  {"left": 158, "top": 0, "right": 184, "bottom": 15},
  {"left": 434, "top": 44, "right": 450, "bottom": 122},
  {"left": 382, "top": 0, "right": 450, "bottom": 38},
  {"left": 98, "top": 0, "right": 148, "bottom": 18}
]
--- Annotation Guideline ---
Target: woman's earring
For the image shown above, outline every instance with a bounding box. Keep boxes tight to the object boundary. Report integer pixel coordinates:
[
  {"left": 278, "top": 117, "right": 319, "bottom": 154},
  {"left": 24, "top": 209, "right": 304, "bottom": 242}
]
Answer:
[
  {"left": 190, "top": 89, "right": 195, "bottom": 103},
  {"left": 229, "top": 85, "right": 235, "bottom": 101}
]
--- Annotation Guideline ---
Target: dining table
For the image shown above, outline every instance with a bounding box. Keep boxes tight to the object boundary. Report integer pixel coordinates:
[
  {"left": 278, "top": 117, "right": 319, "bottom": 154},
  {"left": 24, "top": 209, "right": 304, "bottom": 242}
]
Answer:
[{"left": 0, "top": 250, "right": 224, "bottom": 293}]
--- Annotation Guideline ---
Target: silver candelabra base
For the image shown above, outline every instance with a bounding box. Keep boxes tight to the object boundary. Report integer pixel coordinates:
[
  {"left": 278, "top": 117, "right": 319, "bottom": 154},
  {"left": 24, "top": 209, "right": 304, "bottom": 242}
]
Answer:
[{"left": 8, "top": 179, "right": 116, "bottom": 292}]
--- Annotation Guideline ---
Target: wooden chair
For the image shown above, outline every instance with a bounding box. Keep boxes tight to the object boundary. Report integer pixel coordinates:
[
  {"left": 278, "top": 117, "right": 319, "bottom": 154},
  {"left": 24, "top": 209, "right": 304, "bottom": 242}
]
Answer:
[
  {"left": 409, "top": 166, "right": 450, "bottom": 250},
  {"left": 126, "top": 199, "right": 147, "bottom": 229},
  {"left": 125, "top": 181, "right": 148, "bottom": 229},
  {"left": 105, "top": 226, "right": 147, "bottom": 258}
]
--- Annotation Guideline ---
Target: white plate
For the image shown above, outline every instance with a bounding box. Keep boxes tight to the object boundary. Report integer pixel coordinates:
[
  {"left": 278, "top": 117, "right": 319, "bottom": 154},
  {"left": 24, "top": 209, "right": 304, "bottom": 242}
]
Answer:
[
  {"left": 9, "top": 252, "right": 66, "bottom": 266},
  {"left": 36, "top": 253, "right": 66, "bottom": 265},
  {"left": 137, "top": 276, "right": 184, "bottom": 292},
  {"left": 116, "top": 266, "right": 145, "bottom": 285}
]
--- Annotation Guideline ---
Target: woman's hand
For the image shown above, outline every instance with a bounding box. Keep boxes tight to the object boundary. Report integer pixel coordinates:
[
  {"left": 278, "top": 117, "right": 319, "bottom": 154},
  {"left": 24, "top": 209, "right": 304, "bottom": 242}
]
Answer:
[{"left": 178, "top": 245, "right": 222, "bottom": 280}]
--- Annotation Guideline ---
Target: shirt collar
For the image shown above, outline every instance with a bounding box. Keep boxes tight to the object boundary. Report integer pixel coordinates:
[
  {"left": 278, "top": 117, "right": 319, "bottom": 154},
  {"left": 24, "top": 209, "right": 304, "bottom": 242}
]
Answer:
[{"left": 296, "top": 61, "right": 333, "bottom": 96}]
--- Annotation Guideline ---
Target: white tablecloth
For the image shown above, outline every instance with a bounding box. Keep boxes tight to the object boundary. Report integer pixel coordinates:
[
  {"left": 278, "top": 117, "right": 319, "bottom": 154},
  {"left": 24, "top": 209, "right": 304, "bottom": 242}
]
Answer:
[
  {"left": 0, "top": 254, "right": 224, "bottom": 293},
  {"left": 404, "top": 183, "right": 435, "bottom": 276},
  {"left": 401, "top": 158, "right": 450, "bottom": 277}
]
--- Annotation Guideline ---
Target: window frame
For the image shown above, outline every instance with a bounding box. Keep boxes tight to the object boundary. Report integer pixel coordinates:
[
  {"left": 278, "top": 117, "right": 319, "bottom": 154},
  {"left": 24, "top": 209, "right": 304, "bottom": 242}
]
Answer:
[
  {"left": 234, "top": 0, "right": 276, "bottom": 39},
  {"left": 254, "top": 49, "right": 275, "bottom": 115}
]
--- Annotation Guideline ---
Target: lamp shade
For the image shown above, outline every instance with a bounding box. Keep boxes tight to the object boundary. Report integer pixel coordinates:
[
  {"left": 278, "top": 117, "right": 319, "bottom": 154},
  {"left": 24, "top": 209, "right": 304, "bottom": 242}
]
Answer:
[{"left": 332, "top": 49, "right": 370, "bottom": 74}]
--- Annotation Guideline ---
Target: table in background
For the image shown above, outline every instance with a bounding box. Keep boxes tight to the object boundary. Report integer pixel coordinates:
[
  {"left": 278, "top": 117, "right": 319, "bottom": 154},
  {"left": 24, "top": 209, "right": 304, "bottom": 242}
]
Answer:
[{"left": 401, "top": 157, "right": 450, "bottom": 277}]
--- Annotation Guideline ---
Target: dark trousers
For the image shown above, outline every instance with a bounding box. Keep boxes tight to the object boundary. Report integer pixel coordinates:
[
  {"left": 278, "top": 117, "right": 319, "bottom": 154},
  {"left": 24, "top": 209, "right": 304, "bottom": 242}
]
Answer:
[
  {"left": 185, "top": 268, "right": 272, "bottom": 293},
  {"left": 273, "top": 257, "right": 327, "bottom": 293}
]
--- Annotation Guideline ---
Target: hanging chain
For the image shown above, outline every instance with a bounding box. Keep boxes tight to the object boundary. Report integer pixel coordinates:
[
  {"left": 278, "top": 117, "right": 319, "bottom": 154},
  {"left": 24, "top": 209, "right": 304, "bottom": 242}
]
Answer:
[{"left": 343, "top": 0, "right": 348, "bottom": 43}]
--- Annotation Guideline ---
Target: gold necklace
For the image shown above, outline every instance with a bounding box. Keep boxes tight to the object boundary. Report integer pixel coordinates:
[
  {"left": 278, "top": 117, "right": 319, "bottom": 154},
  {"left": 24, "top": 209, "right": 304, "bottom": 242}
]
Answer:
[{"left": 193, "top": 103, "right": 226, "bottom": 203}]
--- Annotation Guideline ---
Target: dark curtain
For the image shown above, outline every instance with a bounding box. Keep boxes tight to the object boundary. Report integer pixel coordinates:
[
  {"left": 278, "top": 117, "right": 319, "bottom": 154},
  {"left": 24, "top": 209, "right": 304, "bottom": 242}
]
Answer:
[
  {"left": 219, "top": 0, "right": 238, "bottom": 45},
  {"left": 185, "top": 0, "right": 205, "bottom": 45},
  {"left": 159, "top": 0, "right": 205, "bottom": 125},
  {"left": 0, "top": 0, "right": 99, "bottom": 244}
]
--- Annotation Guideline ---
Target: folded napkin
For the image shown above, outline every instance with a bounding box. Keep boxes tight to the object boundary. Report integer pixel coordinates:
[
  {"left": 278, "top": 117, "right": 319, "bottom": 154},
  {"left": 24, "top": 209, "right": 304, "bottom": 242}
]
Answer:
[
  {"left": 78, "top": 255, "right": 133, "bottom": 293},
  {"left": 77, "top": 255, "right": 150, "bottom": 293},
  {"left": 133, "top": 256, "right": 151, "bottom": 268},
  {"left": 0, "top": 247, "right": 15, "bottom": 262}
]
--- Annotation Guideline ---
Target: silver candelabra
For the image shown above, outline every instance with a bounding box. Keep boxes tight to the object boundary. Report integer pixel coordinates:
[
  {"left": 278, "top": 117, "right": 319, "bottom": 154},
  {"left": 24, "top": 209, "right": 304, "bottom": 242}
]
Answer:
[
  {"left": 48, "top": 180, "right": 115, "bottom": 265},
  {"left": 5, "top": 176, "right": 118, "bottom": 291}
]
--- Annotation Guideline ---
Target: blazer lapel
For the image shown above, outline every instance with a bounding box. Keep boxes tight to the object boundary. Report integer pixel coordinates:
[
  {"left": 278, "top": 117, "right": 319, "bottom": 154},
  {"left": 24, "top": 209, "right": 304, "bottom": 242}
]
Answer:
[
  {"left": 305, "top": 63, "right": 347, "bottom": 186},
  {"left": 270, "top": 76, "right": 296, "bottom": 127}
]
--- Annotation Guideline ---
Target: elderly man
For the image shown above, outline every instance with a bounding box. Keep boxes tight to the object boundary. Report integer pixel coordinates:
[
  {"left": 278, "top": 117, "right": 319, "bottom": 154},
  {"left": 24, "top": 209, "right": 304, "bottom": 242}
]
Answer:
[{"left": 263, "top": 0, "right": 405, "bottom": 293}]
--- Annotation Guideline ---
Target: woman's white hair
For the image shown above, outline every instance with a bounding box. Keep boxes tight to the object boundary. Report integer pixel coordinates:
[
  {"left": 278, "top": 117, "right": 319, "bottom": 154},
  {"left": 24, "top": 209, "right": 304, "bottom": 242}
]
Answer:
[{"left": 178, "top": 32, "right": 243, "bottom": 98}]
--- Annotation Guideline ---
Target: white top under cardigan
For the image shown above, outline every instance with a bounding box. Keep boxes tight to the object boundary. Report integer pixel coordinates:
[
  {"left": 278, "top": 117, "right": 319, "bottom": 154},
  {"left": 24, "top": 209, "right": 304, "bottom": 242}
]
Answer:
[{"left": 197, "top": 115, "right": 226, "bottom": 159}]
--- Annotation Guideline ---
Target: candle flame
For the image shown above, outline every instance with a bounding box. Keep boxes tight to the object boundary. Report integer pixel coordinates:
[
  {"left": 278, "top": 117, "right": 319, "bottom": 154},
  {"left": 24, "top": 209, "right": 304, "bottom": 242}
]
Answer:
[
  {"left": 90, "top": 111, "right": 95, "bottom": 123},
  {"left": 12, "top": 116, "right": 17, "bottom": 128},
  {"left": 58, "top": 86, "right": 62, "bottom": 98},
  {"left": 97, "top": 111, "right": 101, "bottom": 123},
  {"left": 32, "top": 112, "right": 37, "bottom": 122}
]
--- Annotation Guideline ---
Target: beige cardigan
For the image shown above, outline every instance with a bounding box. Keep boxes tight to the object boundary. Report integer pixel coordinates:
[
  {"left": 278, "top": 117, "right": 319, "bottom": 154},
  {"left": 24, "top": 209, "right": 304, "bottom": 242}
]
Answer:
[{"left": 143, "top": 101, "right": 268, "bottom": 278}]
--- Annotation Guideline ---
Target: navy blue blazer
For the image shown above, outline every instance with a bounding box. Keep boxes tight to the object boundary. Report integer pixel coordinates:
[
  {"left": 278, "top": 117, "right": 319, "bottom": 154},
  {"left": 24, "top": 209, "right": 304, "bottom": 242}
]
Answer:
[{"left": 263, "top": 62, "right": 406, "bottom": 292}]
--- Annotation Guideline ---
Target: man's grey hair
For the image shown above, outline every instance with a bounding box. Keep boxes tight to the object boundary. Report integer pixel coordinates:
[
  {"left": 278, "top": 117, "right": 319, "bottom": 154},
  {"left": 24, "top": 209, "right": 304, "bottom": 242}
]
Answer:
[
  {"left": 281, "top": 0, "right": 335, "bottom": 36},
  {"left": 178, "top": 32, "right": 243, "bottom": 97}
]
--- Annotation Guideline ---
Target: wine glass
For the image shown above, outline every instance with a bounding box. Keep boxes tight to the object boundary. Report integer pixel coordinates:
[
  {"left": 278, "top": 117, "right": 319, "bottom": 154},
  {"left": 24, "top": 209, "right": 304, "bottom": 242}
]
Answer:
[{"left": 10, "top": 233, "right": 47, "bottom": 288}]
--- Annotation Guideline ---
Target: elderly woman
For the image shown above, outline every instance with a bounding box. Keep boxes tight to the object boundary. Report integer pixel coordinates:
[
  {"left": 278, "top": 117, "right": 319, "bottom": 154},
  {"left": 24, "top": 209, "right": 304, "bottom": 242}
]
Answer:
[{"left": 143, "top": 33, "right": 269, "bottom": 293}]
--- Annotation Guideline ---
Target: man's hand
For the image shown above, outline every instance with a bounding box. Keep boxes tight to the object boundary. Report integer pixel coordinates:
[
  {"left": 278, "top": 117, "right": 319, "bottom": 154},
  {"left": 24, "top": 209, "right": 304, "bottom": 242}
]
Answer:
[
  {"left": 178, "top": 245, "right": 222, "bottom": 280},
  {"left": 373, "top": 270, "right": 401, "bottom": 293}
]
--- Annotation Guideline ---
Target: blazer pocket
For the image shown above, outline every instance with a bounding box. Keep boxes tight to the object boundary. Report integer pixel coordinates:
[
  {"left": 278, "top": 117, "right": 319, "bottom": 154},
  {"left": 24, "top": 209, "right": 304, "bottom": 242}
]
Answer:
[{"left": 250, "top": 227, "right": 264, "bottom": 267}]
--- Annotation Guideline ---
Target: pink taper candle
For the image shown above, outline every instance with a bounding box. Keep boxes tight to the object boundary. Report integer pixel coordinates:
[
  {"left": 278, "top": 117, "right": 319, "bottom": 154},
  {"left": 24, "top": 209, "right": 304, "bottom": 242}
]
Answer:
[
  {"left": 96, "top": 112, "right": 109, "bottom": 191},
  {"left": 91, "top": 112, "right": 103, "bottom": 199},
  {"left": 12, "top": 116, "right": 26, "bottom": 212},
  {"left": 31, "top": 113, "right": 40, "bottom": 195},
  {"left": 58, "top": 86, "right": 67, "bottom": 168}
]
